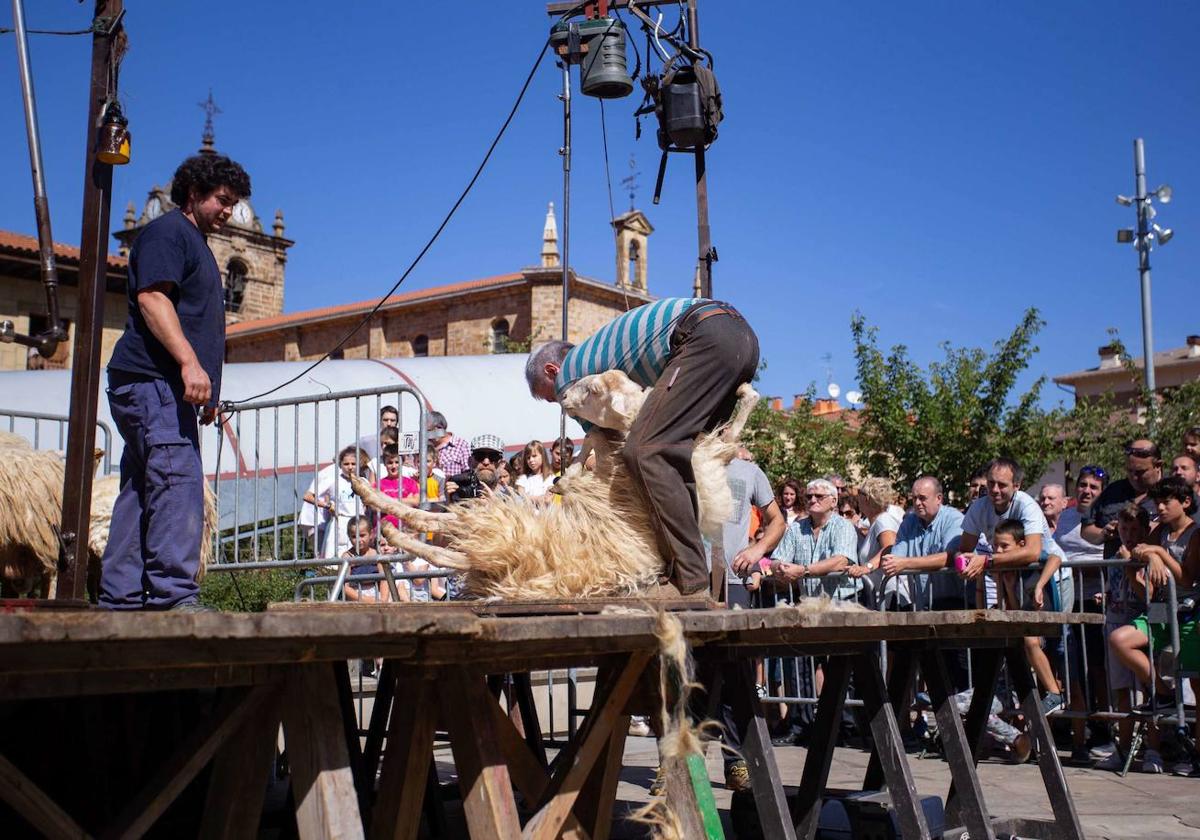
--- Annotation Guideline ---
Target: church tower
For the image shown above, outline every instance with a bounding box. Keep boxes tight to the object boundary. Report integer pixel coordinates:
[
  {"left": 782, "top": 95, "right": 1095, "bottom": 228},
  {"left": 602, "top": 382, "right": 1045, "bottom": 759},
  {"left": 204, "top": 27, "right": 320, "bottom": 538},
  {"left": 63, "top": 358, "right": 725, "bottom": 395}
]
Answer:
[
  {"left": 612, "top": 209, "right": 652, "bottom": 292},
  {"left": 113, "top": 92, "right": 294, "bottom": 324}
]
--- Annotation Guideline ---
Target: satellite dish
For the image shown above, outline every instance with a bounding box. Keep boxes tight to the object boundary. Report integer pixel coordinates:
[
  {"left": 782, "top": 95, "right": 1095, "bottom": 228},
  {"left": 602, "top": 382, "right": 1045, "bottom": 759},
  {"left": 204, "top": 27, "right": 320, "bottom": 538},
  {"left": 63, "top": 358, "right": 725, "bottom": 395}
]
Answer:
[
  {"left": 827, "top": 383, "right": 841, "bottom": 399},
  {"left": 846, "top": 390, "right": 863, "bottom": 404}
]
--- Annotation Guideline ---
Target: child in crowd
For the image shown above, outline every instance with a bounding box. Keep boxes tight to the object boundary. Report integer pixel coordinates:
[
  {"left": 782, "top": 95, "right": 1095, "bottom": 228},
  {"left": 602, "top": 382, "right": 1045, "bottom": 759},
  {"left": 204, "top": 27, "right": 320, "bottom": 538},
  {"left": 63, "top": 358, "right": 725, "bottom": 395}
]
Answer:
[
  {"left": 1108, "top": 479, "right": 1200, "bottom": 773},
  {"left": 341, "top": 515, "right": 405, "bottom": 603},
  {"left": 988, "top": 519, "right": 1067, "bottom": 713},
  {"left": 377, "top": 445, "right": 420, "bottom": 529},
  {"left": 404, "top": 557, "right": 447, "bottom": 602},
  {"left": 516, "top": 439, "right": 555, "bottom": 498},
  {"left": 304, "top": 445, "right": 374, "bottom": 558},
  {"left": 1184, "top": 426, "right": 1200, "bottom": 463}
]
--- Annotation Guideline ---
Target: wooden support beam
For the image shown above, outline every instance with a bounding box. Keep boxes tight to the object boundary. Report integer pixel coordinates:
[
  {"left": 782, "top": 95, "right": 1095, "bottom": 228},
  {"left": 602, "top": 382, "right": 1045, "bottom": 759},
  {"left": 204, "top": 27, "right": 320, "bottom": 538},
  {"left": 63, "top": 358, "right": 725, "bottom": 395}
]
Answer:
[
  {"left": 793, "top": 657, "right": 851, "bottom": 840},
  {"left": 853, "top": 653, "right": 930, "bottom": 840},
  {"left": 332, "top": 660, "right": 368, "bottom": 813},
  {"left": 945, "top": 647, "right": 1002, "bottom": 824},
  {"left": 441, "top": 669, "right": 523, "bottom": 840},
  {"left": 370, "top": 676, "right": 437, "bottom": 840},
  {"left": 862, "top": 648, "right": 917, "bottom": 791},
  {"left": 524, "top": 651, "right": 651, "bottom": 840},
  {"left": 564, "top": 715, "right": 628, "bottom": 840},
  {"left": 1004, "top": 648, "right": 1085, "bottom": 840},
  {"left": 920, "top": 651, "right": 994, "bottom": 840},
  {"left": 199, "top": 688, "right": 283, "bottom": 840},
  {"left": 728, "top": 659, "right": 795, "bottom": 840},
  {"left": 512, "top": 672, "right": 549, "bottom": 770},
  {"left": 361, "top": 659, "right": 397, "bottom": 797},
  {"left": 0, "top": 751, "right": 92, "bottom": 840},
  {"left": 282, "top": 665, "right": 365, "bottom": 840},
  {"left": 101, "top": 686, "right": 271, "bottom": 840}
]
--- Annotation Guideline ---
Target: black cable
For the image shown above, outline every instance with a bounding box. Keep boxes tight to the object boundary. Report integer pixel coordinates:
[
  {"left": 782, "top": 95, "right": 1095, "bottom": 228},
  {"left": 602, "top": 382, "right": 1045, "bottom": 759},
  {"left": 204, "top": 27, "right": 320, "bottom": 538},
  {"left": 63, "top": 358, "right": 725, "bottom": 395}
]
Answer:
[
  {"left": 0, "top": 27, "right": 92, "bottom": 36},
  {"left": 223, "top": 37, "right": 553, "bottom": 408},
  {"left": 599, "top": 101, "right": 618, "bottom": 224}
]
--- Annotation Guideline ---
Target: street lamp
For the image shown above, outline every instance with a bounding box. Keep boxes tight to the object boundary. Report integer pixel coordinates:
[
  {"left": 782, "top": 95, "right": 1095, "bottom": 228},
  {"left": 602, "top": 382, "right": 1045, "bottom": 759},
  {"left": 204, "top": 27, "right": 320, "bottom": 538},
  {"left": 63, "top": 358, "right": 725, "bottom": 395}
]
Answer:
[{"left": 1115, "top": 138, "right": 1174, "bottom": 396}]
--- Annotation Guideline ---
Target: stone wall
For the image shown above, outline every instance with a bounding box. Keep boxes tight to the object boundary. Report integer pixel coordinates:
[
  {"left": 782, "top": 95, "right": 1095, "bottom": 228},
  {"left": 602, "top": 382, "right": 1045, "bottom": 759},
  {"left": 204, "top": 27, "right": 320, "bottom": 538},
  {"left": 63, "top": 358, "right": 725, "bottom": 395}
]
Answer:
[{"left": 0, "top": 274, "right": 127, "bottom": 371}]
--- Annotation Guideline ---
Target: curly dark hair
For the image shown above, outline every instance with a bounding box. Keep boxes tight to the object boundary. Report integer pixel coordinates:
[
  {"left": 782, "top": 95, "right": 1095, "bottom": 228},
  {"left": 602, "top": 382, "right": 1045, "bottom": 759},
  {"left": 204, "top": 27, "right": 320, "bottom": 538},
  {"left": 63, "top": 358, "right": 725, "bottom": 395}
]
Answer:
[{"left": 169, "top": 154, "right": 251, "bottom": 207}]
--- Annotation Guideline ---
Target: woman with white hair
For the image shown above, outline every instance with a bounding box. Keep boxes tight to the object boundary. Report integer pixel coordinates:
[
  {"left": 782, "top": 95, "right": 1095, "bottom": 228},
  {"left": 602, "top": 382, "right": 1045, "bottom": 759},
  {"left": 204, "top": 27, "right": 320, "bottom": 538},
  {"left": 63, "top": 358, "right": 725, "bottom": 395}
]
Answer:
[{"left": 849, "top": 477, "right": 905, "bottom": 600}]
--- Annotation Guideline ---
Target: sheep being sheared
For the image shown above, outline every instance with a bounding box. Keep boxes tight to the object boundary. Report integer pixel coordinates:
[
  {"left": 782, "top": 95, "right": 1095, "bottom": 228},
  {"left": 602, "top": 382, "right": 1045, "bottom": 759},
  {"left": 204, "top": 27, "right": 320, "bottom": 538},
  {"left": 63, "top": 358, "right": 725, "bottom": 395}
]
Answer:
[
  {"left": 352, "top": 374, "right": 759, "bottom": 600},
  {"left": 0, "top": 434, "right": 217, "bottom": 596}
]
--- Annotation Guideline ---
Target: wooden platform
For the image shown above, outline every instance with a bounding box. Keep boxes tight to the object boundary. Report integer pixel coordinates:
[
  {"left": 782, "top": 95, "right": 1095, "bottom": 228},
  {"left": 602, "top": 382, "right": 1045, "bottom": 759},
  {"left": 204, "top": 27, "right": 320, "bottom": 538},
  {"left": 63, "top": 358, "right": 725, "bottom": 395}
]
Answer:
[{"left": 0, "top": 605, "right": 1101, "bottom": 839}]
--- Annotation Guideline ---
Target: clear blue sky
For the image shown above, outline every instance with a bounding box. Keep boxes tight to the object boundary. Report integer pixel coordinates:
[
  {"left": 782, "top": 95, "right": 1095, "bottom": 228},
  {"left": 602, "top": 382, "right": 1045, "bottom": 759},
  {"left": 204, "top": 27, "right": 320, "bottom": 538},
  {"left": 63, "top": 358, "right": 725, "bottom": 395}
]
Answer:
[{"left": 2, "top": 1, "right": 1197, "bottom": 407}]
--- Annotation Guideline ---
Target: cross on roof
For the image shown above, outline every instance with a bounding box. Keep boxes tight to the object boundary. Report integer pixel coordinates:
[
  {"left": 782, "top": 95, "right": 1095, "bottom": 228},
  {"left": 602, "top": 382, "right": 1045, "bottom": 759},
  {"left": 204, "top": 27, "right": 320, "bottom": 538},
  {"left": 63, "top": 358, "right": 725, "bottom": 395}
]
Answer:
[
  {"left": 198, "top": 89, "right": 221, "bottom": 153},
  {"left": 620, "top": 154, "right": 640, "bottom": 211}
]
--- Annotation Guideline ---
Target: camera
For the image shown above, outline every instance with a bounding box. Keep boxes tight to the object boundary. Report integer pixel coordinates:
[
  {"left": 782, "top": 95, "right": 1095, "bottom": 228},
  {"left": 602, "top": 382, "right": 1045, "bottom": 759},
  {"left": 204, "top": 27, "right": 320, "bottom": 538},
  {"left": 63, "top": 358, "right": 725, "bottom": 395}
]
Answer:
[{"left": 448, "top": 470, "right": 485, "bottom": 502}]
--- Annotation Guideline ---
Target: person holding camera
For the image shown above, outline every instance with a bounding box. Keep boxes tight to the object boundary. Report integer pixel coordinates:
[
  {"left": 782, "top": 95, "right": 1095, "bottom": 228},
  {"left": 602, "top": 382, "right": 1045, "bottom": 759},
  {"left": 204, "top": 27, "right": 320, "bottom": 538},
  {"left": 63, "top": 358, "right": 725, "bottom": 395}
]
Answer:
[{"left": 447, "top": 434, "right": 507, "bottom": 502}]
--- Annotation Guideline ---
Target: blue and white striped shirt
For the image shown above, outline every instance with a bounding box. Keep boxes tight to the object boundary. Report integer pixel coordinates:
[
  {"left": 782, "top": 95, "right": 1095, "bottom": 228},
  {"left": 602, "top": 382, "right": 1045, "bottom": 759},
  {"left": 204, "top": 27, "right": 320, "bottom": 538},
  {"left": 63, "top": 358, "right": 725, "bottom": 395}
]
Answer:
[{"left": 555, "top": 298, "right": 702, "bottom": 397}]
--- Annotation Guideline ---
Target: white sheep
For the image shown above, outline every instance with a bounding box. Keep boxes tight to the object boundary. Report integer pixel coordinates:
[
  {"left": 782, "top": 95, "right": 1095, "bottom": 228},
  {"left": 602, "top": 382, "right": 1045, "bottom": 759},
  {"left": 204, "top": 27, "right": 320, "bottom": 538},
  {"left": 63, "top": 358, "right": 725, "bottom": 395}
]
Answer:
[{"left": 351, "top": 373, "right": 759, "bottom": 599}]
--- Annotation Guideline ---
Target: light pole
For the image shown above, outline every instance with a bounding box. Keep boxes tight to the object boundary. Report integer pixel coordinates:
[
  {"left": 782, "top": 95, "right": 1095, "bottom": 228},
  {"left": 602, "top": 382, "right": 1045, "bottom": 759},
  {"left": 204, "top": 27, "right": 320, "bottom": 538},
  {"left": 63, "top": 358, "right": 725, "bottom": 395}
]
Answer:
[{"left": 1115, "top": 138, "right": 1173, "bottom": 397}]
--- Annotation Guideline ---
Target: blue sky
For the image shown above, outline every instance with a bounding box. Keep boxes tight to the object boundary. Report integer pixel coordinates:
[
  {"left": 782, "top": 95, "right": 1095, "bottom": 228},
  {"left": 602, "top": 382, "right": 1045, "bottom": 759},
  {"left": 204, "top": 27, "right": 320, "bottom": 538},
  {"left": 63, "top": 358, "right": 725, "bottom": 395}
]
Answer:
[{"left": 2, "top": 1, "right": 1197, "bottom": 407}]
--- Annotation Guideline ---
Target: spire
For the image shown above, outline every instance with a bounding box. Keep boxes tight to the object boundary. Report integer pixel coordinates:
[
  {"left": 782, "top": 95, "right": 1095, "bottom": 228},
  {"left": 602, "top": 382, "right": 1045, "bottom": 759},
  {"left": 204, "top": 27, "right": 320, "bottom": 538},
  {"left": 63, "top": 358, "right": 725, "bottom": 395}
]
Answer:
[
  {"left": 540, "top": 202, "right": 560, "bottom": 268},
  {"left": 198, "top": 90, "right": 221, "bottom": 155}
]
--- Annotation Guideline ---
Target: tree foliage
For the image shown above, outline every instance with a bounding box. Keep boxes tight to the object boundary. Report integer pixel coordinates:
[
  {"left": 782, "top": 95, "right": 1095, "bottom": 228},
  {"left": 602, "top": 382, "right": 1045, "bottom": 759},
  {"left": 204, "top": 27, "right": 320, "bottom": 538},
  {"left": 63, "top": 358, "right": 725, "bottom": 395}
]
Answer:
[
  {"left": 850, "top": 308, "right": 1060, "bottom": 500},
  {"left": 742, "top": 393, "right": 857, "bottom": 488}
]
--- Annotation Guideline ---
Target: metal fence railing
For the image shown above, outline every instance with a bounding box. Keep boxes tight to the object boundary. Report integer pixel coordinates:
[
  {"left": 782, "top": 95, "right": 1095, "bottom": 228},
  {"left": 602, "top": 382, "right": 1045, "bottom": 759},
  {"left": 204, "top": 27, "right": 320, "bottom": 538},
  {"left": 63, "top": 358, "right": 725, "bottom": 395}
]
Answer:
[
  {"left": 0, "top": 409, "right": 115, "bottom": 475},
  {"left": 757, "top": 559, "right": 1197, "bottom": 762}
]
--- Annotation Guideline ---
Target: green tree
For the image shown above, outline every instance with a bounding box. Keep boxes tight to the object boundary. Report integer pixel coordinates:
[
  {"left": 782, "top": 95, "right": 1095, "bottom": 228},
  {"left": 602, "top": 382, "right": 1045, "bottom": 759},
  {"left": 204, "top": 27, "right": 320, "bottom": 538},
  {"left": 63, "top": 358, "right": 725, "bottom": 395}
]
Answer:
[
  {"left": 742, "top": 393, "right": 857, "bottom": 488},
  {"left": 850, "top": 308, "right": 1061, "bottom": 500}
]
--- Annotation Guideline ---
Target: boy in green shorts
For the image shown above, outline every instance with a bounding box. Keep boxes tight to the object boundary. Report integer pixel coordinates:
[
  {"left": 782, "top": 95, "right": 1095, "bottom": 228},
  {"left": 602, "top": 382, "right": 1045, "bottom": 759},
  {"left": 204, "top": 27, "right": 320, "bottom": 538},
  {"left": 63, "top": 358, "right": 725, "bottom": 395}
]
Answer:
[{"left": 1109, "top": 476, "right": 1200, "bottom": 773}]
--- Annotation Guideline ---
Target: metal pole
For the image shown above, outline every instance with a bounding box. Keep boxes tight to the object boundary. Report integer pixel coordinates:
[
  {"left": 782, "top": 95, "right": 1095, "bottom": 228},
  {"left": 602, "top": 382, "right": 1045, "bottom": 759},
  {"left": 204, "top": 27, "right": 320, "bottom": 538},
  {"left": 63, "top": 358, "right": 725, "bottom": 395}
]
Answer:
[
  {"left": 687, "top": 0, "right": 713, "bottom": 299},
  {"left": 558, "top": 59, "right": 572, "bottom": 470},
  {"left": 1133, "top": 138, "right": 1156, "bottom": 397},
  {"left": 56, "top": 1, "right": 124, "bottom": 600},
  {"left": 11, "top": 0, "right": 64, "bottom": 356}
]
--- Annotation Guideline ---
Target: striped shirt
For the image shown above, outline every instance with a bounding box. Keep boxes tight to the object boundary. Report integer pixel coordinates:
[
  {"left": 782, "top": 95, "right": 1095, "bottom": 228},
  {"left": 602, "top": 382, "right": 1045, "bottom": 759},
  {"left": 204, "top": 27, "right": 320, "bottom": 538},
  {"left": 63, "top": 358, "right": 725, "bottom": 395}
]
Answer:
[{"left": 555, "top": 298, "right": 702, "bottom": 397}]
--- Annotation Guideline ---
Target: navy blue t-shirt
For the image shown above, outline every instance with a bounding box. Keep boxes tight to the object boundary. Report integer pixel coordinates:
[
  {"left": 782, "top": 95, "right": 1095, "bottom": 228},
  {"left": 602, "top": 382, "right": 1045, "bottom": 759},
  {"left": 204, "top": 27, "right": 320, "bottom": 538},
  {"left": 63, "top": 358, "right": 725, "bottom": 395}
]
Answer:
[{"left": 108, "top": 209, "right": 225, "bottom": 406}]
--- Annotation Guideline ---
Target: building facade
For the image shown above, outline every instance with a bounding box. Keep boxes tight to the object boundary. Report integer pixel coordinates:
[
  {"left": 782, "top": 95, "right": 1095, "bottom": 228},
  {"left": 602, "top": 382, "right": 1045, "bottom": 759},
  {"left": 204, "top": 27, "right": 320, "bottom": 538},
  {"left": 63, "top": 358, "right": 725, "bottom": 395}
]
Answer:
[{"left": 1053, "top": 334, "right": 1200, "bottom": 404}]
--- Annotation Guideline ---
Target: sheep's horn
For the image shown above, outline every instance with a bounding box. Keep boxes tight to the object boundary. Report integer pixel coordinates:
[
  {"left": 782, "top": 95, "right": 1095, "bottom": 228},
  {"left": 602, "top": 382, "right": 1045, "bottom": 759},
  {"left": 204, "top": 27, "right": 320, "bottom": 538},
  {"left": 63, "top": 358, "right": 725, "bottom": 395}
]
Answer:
[
  {"left": 349, "top": 475, "right": 454, "bottom": 532},
  {"left": 379, "top": 521, "right": 468, "bottom": 570}
]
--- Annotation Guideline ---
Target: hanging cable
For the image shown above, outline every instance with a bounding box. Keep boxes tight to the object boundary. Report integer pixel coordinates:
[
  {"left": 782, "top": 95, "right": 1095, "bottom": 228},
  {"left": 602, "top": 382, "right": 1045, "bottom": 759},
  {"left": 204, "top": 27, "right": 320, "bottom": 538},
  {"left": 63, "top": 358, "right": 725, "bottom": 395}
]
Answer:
[
  {"left": 0, "top": 26, "right": 93, "bottom": 36},
  {"left": 223, "top": 39, "right": 553, "bottom": 408}
]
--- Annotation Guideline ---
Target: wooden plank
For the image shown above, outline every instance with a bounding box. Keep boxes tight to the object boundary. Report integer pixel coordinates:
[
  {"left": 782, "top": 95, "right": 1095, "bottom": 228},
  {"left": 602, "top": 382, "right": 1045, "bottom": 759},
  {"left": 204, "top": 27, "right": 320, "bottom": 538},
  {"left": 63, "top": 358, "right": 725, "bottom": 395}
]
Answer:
[
  {"left": 199, "top": 688, "right": 283, "bottom": 840},
  {"left": 662, "top": 751, "right": 723, "bottom": 840},
  {"left": 440, "top": 669, "right": 522, "bottom": 840},
  {"left": 920, "top": 651, "right": 994, "bottom": 840},
  {"left": 281, "top": 664, "right": 365, "bottom": 840},
  {"left": 793, "top": 656, "right": 851, "bottom": 840},
  {"left": 728, "top": 659, "right": 795, "bottom": 840},
  {"left": 0, "top": 663, "right": 287, "bottom": 700},
  {"left": 1004, "top": 648, "right": 1086, "bottom": 840},
  {"left": 945, "top": 647, "right": 1002, "bottom": 825},
  {"left": 0, "top": 751, "right": 92, "bottom": 840},
  {"left": 863, "top": 648, "right": 918, "bottom": 791},
  {"left": 100, "top": 686, "right": 271, "bottom": 840},
  {"left": 567, "top": 715, "right": 628, "bottom": 840},
  {"left": 512, "top": 672, "right": 549, "bottom": 770},
  {"left": 361, "top": 660, "right": 397, "bottom": 794},
  {"left": 331, "top": 660, "right": 367, "bottom": 814},
  {"left": 370, "top": 676, "right": 437, "bottom": 840},
  {"left": 853, "top": 653, "right": 930, "bottom": 840},
  {"left": 524, "top": 651, "right": 651, "bottom": 840}
]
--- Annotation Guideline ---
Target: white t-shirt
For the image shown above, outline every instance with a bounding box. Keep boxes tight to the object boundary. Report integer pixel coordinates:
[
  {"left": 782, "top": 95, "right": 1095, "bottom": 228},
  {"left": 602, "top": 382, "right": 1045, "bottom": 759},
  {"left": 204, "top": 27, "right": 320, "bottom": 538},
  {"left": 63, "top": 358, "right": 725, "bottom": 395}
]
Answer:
[
  {"left": 859, "top": 505, "right": 905, "bottom": 566},
  {"left": 516, "top": 473, "right": 555, "bottom": 498},
  {"left": 1054, "top": 506, "right": 1103, "bottom": 599},
  {"left": 962, "top": 490, "right": 1064, "bottom": 581}
]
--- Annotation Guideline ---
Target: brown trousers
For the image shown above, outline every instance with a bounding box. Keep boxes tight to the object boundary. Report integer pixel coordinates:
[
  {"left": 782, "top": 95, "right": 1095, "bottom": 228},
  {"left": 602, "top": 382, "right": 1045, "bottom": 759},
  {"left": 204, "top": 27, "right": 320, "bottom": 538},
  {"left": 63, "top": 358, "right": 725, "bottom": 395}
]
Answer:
[{"left": 621, "top": 305, "right": 760, "bottom": 595}]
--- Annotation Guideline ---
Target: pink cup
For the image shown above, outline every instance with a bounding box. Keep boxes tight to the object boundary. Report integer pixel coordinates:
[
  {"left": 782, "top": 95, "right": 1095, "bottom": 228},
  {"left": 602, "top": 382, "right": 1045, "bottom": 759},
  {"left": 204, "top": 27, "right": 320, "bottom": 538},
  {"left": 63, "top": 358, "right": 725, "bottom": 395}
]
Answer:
[{"left": 954, "top": 553, "right": 971, "bottom": 574}]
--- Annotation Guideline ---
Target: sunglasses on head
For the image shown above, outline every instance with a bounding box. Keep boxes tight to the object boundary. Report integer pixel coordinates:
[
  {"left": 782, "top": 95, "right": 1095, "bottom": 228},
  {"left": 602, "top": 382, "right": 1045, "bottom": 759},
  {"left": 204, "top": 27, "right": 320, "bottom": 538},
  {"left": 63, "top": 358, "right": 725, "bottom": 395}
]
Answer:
[
  {"left": 1079, "top": 465, "right": 1108, "bottom": 480},
  {"left": 1125, "top": 445, "right": 1157, "bottom": 458}
]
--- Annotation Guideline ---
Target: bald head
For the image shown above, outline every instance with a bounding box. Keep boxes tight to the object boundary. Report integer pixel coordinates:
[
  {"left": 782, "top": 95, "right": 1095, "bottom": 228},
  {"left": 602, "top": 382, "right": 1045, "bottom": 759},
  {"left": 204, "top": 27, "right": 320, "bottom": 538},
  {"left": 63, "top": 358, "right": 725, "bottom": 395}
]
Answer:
[{"left": 911, "top": 476, "right": 943, "bottom": 523}]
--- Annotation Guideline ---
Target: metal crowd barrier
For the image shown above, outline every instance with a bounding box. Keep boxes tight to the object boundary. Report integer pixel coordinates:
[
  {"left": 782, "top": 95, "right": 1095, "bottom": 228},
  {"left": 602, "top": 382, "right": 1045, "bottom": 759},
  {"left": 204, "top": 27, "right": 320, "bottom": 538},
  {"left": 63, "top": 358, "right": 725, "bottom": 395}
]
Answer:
[
  {"left": 0, "top": 409, "right": 115, "bottom": 474},
  {"left": 759, "top": 559, "right": 1197, "bottom": 746}
]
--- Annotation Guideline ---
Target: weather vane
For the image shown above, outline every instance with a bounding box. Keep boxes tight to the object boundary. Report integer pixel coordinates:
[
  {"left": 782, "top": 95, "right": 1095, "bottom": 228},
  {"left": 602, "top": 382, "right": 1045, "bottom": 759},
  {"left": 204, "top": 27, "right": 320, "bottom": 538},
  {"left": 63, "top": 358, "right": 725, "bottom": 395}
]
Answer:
[
  {"left": 620, "top": 154, "right": 640, "bottom": 211},
  {"left": 198, "top": 89, "right": 221, "bottom": 151}
]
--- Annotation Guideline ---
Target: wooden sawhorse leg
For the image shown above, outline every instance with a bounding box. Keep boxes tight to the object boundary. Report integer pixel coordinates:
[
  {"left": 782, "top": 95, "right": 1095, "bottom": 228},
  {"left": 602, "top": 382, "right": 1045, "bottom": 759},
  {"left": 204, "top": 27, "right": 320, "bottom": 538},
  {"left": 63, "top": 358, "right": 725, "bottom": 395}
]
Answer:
[
  {"left": 862, "top": 647, "right": 919, "bottom": 792},
  {"left": 793, "top": 656, "right": 851, "bottom": 840}
]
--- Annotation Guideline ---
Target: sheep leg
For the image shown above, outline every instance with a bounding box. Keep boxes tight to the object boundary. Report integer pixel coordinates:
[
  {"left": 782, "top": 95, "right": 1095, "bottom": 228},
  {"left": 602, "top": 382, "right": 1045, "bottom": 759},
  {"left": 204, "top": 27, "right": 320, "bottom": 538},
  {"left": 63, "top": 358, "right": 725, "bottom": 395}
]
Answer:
[
  {"left": 350, "top": 475, "right": 454, "bottom": 532},
  {"left": 378, "top": 521, "right": 469, "bottom": 570},
  {"left": 722, "top": 383, "right": 761, "bottom": 442}
]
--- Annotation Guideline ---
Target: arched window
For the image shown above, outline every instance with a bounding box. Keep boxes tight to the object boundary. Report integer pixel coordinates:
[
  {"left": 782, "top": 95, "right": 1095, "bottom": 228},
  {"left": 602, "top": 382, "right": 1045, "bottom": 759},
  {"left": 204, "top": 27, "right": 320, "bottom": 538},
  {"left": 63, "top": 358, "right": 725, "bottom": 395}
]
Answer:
[
  {"left": 224, "top": 259, "right": 248, "bottom": 313},
  {"left": 489, "top": 318, "right": 510, "bottom": 354},
  {"left": 412, "top": 334, "right": 429, "bottom": 357}
]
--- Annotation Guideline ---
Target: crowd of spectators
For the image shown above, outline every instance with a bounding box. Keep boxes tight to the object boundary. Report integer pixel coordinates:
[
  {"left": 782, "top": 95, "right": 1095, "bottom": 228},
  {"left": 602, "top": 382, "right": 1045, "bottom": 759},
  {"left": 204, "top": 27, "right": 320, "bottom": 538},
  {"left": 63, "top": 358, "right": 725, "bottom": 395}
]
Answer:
[{"left": 720, "top": 428, "right": 1200, "bottom": 781}]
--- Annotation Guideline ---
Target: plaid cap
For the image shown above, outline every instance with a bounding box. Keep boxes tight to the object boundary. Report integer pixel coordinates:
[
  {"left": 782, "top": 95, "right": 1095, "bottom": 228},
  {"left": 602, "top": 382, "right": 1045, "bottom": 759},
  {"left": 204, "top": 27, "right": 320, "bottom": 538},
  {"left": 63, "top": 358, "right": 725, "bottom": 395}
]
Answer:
[{"left": 470, "top": 433, "right": 504, "bottom": 456}]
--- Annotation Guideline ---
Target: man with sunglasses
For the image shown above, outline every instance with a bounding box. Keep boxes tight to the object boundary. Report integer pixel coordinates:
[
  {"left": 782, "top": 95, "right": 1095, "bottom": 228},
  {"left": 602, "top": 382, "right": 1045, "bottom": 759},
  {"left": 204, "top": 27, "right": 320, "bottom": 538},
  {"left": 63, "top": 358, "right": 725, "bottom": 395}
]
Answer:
[{"left": 1082, "top": 440, "right": 1162, "bottom": 557}]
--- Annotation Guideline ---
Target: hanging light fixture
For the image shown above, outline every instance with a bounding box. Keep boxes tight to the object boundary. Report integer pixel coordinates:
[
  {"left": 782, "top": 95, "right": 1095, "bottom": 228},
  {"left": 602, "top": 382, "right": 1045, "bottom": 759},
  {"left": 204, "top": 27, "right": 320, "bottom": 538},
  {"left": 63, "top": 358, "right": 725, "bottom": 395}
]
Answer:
[{"left": 96, "top": 100, "right": 131, "bottom": 165}]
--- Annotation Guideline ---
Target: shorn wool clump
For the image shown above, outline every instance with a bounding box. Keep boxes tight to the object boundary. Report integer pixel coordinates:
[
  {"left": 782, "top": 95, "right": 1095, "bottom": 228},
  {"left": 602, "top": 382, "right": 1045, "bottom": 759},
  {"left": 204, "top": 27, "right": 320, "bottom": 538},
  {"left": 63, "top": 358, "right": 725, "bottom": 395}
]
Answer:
[
  {"left": 352, "top": 374, "right": 760, "bottom": 600},
  {"left": 0, "top": 432, "right": 217, "bottom": 596}
]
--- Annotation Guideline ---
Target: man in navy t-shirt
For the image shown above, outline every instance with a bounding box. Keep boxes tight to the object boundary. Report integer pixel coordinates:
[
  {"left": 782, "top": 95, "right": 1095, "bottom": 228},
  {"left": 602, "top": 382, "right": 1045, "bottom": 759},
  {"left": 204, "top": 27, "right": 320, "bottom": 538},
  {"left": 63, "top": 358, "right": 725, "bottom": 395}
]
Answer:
[{"left": 101, "top": 154, "right": 250, "bottom": 611}]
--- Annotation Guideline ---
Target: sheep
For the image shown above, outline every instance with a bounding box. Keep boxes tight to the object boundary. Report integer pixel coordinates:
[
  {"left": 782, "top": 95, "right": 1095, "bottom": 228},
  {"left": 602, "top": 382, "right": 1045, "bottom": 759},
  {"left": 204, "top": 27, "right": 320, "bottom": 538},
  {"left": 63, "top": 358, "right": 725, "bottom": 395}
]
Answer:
[
  {"left": 0, "top": 434, "right": 216, "bottom": 597},
  {"left": 352, "top": 374, "right": 759, "bottom": 600}
]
